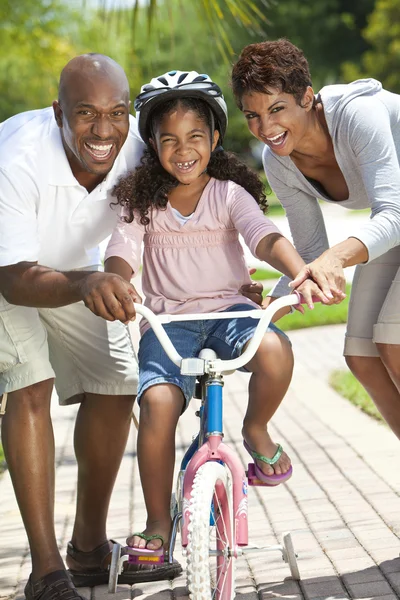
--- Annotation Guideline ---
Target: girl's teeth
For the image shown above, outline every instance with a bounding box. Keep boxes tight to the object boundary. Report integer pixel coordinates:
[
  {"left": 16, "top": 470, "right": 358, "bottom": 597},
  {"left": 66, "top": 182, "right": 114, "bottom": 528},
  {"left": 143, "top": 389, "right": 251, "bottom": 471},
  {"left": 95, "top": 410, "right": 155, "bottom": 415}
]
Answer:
[{"left": 176, "top": 160, "right": 195, "bottom": 169}]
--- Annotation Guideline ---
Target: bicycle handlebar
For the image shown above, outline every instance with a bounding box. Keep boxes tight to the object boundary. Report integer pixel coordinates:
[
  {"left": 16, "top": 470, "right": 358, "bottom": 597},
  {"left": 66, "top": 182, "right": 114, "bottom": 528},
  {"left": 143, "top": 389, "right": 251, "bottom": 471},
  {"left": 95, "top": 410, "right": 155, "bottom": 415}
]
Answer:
[{"left": 133, "top": 291, "right": 313, "bottom": 374}]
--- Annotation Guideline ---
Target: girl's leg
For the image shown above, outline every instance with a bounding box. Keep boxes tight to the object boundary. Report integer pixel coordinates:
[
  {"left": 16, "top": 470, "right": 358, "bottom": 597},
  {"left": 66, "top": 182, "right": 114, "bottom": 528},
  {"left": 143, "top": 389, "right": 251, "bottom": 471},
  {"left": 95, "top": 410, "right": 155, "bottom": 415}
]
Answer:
[
  {"left": 242, "top": 332, "right": 294, "bottom": 477},
  {"left": 127, "top": 383, "right": 185, "bottom": 550}
]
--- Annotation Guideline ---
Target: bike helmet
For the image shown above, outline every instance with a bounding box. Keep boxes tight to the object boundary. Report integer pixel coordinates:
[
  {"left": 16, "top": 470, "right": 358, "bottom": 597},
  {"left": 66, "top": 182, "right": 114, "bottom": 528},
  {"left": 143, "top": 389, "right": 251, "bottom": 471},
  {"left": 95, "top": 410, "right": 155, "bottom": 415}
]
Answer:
[{"left": 134, "top": 70, "right": 228, "bottom": 144}]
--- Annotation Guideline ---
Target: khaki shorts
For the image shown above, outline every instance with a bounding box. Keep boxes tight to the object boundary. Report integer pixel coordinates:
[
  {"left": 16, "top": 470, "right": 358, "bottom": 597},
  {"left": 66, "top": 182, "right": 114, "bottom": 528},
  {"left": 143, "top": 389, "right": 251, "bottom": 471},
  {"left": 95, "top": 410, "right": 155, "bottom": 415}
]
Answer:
[
  {"left": 0, "top": 295, "right": 138, "bottom": 404},
  {"left": 344, "top": 245, "right": 400, "bottom": 357}
]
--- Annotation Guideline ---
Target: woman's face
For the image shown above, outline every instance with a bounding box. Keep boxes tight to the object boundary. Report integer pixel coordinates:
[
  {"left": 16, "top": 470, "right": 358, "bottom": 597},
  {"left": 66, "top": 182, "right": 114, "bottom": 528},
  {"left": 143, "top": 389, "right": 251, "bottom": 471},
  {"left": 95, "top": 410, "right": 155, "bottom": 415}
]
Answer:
[{"left": 241, "top": 87, "right": 314, "bottom": 155}]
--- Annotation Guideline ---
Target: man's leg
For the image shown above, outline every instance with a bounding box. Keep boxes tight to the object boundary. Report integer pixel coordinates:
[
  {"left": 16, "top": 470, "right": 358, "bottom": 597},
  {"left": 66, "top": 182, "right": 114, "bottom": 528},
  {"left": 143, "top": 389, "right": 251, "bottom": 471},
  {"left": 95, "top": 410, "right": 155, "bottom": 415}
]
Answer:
[
  {"left": 70, "top": 393, "right": 135, "bottom": 551},
  {"left": 1, "top": 378, "right": 64, "bottom": 581}
]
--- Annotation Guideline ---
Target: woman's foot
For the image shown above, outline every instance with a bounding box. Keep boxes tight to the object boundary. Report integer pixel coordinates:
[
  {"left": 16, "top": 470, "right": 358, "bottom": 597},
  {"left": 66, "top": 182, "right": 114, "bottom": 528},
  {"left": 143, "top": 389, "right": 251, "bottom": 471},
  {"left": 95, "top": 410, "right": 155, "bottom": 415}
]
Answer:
[
  {"left": 242, "top": 424, "right": 291, "bottom": 477},
  {"left": 127, "top": 519, "right": 172, "bottom": 551}
]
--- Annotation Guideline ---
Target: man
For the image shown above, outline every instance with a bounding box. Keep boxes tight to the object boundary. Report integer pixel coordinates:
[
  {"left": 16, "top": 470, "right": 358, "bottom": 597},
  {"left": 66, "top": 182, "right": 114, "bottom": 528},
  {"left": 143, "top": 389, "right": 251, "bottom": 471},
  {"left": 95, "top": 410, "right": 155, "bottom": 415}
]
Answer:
[
  {"left": 0, "top": 54, "right": 182, "bottom": 600},
  {"left": 0, "top": 53, "right": 263, "bottom": 600}
]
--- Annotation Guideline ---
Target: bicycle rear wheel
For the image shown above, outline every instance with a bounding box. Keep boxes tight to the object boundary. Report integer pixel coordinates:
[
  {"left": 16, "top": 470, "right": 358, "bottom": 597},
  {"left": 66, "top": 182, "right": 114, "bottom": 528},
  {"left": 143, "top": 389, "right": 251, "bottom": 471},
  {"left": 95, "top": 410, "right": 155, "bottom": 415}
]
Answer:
[{"left": 186, "top": 461, "right": 236, "bottom": 600}]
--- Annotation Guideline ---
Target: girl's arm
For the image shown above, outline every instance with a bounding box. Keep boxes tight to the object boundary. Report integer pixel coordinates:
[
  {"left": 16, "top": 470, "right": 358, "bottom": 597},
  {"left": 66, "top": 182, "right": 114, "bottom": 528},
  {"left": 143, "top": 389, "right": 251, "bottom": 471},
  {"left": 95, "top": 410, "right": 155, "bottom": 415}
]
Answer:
[
  {"left": 228, "top": 183, "right": 329, "bottom": 308},
  {"left": 105, "top": 256, "right": 134, "bottom": 282},
  {"left": 103, "top": 214, "right": 145, "bottom": 316},
  {"left": 256, "top": 233, "right": 329, "bottom": 308}
]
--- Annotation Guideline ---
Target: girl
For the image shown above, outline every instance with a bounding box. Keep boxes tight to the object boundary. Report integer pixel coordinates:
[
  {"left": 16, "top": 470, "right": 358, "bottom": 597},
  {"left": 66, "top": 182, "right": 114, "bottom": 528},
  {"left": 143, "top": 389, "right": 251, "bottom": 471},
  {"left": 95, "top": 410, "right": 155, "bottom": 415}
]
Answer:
[{"left": 105, "top": 70, "right": 319, "bottom": 553}]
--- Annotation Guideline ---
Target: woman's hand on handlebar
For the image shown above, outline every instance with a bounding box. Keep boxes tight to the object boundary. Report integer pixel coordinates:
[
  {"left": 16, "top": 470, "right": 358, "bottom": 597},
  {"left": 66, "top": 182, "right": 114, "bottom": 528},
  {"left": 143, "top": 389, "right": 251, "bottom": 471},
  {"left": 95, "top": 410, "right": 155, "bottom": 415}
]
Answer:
[{"left": 289, "top": 250, "right": 347, "bottom": 304}]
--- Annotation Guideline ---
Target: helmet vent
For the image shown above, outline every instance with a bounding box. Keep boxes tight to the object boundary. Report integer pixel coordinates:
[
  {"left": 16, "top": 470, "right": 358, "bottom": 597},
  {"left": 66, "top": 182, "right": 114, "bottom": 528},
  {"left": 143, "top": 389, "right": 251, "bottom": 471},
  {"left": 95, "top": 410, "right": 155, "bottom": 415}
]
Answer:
[
  {"left": 157, "top": 77, "right": 169, "bottom": 86},
  {"left": 193, "top": 75, "right": 208, "bottom": 82},
  {"left": 177, "top": 72, "right": 189, "bottom": 84},
  {"left": 142, "top": 84, "right": 155, "bottom": 92}
]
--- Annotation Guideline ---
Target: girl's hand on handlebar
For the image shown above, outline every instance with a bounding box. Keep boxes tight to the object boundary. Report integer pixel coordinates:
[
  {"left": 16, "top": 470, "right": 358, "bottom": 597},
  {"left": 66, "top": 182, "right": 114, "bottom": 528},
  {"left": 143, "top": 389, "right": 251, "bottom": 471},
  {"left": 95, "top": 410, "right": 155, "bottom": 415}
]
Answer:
[{"left": 293, "top": 279, "right": 332, "bottom": 310}]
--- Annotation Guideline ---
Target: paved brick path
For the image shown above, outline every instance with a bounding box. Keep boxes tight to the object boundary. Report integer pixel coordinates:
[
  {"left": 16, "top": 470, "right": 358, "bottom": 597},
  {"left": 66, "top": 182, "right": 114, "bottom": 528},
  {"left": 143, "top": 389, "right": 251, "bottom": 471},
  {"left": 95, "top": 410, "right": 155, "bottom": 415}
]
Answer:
[{"left": 1, "top": 324, "right": 399, "bottom": 600}]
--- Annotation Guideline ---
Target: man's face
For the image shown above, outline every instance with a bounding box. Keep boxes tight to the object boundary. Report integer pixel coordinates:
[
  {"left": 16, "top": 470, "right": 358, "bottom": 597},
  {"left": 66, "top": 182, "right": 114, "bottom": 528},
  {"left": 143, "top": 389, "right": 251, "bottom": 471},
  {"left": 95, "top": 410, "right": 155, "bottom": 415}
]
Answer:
[{"left": 53, "top": 76, "right": 130, "bottom": 180}]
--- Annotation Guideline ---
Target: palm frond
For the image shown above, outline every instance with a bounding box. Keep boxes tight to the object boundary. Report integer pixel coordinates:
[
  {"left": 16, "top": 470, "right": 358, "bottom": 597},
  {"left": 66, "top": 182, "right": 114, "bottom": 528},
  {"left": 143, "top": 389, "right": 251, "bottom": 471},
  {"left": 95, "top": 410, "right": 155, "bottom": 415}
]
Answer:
[{"left": 88, "top": 0, "right": 270, "bottom": 61}]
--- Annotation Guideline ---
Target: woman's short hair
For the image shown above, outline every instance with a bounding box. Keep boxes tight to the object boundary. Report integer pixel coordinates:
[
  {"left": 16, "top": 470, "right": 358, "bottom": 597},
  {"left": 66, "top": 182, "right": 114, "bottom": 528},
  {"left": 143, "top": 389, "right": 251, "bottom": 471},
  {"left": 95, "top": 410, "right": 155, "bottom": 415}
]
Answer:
[{"left": 231, "top": 38, "right": 312, "bottom": 108}]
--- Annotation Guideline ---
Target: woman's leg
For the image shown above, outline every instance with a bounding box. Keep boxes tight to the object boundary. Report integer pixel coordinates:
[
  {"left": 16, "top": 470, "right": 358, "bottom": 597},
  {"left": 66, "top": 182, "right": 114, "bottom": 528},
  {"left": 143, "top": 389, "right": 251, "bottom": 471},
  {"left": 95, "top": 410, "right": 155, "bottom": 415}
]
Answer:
[
  {"left": 345, "top": 253, "right": 400, "bottom": 439},
  {"left": 127, "top": 383, "right": 185, "bottom": 550},
  {"left": 242, "top": 331, "right": 294, "bottom": 476},
  {"left": 345, "top": 354, "right": 400, "bottom": 439}
]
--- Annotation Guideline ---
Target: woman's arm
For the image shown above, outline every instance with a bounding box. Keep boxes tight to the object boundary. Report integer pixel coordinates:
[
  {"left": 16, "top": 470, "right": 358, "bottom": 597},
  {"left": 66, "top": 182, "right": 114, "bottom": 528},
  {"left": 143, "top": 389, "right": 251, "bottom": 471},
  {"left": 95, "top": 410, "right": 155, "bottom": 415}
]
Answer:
[
  {"left": 264, "top": 156, "right": 346, "bottom": 302},
  {"left": 291, "top": 95, "right": 400, "bottom": 293}
]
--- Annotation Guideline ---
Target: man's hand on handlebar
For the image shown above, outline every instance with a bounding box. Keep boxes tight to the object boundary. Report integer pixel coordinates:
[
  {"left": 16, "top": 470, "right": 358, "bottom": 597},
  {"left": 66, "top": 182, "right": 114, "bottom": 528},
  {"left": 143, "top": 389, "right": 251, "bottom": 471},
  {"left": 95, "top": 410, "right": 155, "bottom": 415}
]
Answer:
[{"left": 78, "top": 272, "right": 142, "bottom": 323}]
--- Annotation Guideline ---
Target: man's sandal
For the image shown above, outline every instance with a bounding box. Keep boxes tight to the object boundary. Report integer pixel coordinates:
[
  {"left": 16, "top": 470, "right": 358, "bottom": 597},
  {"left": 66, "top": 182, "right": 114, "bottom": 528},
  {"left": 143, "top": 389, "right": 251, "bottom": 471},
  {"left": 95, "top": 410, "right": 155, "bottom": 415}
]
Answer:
[
  {"left": 244, "top": 440, "right": 293, "bottom": 486},
  {"left": 67, "top": 539, "right": 181, "bottom": 587}
]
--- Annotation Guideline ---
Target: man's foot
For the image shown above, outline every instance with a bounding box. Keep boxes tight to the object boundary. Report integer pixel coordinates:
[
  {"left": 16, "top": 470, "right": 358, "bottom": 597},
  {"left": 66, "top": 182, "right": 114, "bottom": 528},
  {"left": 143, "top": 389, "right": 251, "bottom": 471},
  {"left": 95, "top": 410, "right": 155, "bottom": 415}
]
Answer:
[
  {"left": 66, "top": 539, "right": 181, "bottom": 587},
  {"left": 242, "top": 426, "right": 292, "bottom": 477},
  {"left": 25, "top": 570, "right": 85, "bottom": 600}
]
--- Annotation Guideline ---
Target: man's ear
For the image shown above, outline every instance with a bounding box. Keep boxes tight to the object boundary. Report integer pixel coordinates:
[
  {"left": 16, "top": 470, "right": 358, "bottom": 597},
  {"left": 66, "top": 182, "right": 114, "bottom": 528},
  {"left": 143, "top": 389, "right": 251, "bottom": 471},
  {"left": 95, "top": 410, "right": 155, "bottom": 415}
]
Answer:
[
  {"left": 52, "top": 100, "right": 63, "bottom": 128},
  {"left": 211, "top": 129, "right": 220, "bottom": 151},
  {"left": 301, "top": 86, "right": 315, "bottom": 111}
]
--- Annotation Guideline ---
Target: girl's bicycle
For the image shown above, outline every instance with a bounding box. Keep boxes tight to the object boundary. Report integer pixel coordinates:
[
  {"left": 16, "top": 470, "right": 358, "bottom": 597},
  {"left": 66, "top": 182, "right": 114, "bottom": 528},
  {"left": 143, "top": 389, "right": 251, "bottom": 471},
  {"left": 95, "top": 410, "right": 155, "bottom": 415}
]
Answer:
[{"left": 109, "top": 293, "right": 304, "bottom": 599}]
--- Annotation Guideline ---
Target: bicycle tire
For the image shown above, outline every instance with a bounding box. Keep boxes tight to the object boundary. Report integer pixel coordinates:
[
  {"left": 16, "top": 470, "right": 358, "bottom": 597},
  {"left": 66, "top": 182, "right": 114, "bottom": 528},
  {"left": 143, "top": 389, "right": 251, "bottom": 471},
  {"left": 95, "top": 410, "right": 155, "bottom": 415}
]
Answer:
[{"left": 186, "top": 461, "right": 236, "bottom": 600}]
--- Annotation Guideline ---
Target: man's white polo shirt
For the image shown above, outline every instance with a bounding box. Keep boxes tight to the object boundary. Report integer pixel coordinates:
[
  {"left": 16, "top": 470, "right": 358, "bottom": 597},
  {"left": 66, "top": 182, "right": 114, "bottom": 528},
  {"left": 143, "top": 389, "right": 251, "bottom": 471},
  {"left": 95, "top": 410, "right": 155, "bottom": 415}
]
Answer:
[{"left": 0, "top": 107, "right": 144, "bottom": 270}]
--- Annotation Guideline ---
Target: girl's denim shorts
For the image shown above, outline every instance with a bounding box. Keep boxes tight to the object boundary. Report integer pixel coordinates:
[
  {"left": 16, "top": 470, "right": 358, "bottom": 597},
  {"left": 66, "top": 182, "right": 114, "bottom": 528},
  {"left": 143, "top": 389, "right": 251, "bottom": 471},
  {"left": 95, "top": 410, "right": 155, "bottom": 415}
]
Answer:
[{"left": 137, "top": 304, "right": 290, "bottom": 410}]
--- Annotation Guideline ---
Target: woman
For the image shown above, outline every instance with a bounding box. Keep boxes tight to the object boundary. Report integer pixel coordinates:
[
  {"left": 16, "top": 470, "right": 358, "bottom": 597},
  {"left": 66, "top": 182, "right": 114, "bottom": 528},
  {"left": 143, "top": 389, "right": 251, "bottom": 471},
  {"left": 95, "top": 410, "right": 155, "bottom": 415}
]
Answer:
[{"left": 231, "top": 38, "right": 400, "bottom": 439}]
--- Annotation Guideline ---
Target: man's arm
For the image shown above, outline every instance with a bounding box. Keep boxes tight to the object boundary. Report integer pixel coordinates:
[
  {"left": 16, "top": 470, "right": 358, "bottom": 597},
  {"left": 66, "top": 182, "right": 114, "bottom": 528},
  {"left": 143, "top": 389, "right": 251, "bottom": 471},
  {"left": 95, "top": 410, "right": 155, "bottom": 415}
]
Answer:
[{"left": 0, "top": 262, "right": 140, "bottom": 322}]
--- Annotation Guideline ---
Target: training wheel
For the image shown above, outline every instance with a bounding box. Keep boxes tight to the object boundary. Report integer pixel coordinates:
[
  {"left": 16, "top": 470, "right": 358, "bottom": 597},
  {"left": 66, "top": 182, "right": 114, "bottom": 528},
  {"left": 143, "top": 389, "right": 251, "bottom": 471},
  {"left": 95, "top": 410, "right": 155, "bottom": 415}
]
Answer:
[
  {"left": 108, "top": 542, "right": 122, "bottom": 593},
  {"left": 282, "top": 532, "right": 300, "bottom": 580}
]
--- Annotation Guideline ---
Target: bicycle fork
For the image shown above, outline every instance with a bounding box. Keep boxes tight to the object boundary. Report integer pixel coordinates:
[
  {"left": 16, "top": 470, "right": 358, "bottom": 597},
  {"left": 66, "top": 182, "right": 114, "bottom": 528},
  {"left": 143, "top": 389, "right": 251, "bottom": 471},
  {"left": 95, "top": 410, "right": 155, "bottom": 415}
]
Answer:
[{"left": 180, "top": 376, "right": 249, "bottom": 551}]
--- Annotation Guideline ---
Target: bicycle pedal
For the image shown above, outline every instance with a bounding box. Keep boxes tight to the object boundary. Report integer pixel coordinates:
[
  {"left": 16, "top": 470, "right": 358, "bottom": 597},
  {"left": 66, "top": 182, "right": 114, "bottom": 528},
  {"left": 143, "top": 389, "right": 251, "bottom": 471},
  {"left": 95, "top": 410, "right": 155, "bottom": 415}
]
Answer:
[
  {"left": 247, "top": 463, "right": 273, "bottom": 487},
  {"left": 127, "top": 547, "right": 165, "bottom": 565}
]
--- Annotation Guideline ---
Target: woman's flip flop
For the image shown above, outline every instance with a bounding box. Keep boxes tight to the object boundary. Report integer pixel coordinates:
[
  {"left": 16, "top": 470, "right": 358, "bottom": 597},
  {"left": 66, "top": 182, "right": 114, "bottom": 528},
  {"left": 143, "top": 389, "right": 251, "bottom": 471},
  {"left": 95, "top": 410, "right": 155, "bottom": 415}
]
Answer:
[{"left": 243, "top": 439, "right": 293, "bottom": 486}]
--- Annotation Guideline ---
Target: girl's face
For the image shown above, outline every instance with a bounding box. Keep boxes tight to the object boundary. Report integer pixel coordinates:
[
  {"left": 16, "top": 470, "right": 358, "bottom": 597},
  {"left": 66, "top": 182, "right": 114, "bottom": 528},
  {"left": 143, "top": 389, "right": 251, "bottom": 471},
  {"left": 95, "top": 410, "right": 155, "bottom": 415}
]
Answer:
[
  {"left": 150, "top": 106, "right": 219, "bottom": 185},
  {"left": 241, "top": 87, "right": 314, "bottom": 155}
]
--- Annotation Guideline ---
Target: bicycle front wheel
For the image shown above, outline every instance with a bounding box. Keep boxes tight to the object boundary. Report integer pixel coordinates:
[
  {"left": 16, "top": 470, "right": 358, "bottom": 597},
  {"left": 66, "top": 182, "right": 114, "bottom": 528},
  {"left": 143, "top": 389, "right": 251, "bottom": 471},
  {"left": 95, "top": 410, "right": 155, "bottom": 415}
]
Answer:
[{"left": 186, "top": 461, "right": 236, "bottom": 600}]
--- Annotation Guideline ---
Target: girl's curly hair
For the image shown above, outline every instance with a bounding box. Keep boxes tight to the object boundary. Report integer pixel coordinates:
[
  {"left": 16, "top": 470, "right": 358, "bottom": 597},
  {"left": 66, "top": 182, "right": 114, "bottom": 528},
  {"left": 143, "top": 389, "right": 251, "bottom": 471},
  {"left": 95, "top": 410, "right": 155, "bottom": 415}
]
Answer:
[{"left": 113, "top": 97, "right": 268, "bottom": 225}]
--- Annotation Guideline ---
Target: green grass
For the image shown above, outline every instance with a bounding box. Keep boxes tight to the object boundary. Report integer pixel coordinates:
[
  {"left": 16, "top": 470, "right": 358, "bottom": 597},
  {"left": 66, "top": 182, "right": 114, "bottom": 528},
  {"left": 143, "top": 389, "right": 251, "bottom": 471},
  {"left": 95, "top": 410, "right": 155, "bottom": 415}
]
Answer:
[
  {"left": 250, "top": 268, "right": 280, "bottom": 281},
  {"left": 330, "top": 369, "right": 384, "bottom": 422},
  {"left": 278, "top": 286, "right": 350, "bottom": 331},
  {"left": 348, "top": 208, "right": 370, "bottom": 216}
]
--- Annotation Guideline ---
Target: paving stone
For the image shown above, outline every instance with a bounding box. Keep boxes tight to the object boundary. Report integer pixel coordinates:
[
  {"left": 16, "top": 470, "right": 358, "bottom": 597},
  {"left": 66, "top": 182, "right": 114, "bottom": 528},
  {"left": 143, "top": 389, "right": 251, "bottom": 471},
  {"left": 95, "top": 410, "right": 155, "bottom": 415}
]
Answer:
[
  {"left": 2, "top": 321, "right": 400, "bottom": 599},
  {"left": 346, "top": 581, "right": 395, "bottom": 598},
  {"left": 302, "top": 578, "right": 346, "bottom": 598}
]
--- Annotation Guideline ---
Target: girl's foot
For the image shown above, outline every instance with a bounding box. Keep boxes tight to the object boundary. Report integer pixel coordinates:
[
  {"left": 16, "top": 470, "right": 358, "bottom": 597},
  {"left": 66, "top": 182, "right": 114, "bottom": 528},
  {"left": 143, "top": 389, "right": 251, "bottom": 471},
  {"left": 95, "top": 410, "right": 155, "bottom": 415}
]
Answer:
[
  {"left": 127, "top": 519, "right": 171, "bottom": 551},
  {"left": 242, "top": 425, "right": 291, "bottom": 477}
]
